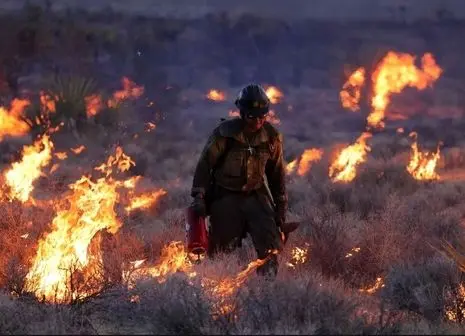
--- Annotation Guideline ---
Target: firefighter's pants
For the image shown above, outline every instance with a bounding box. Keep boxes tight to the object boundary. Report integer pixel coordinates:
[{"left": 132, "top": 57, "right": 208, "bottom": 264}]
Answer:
[{"left": 208, "top": 189, "right": 283, "bottom": 277}]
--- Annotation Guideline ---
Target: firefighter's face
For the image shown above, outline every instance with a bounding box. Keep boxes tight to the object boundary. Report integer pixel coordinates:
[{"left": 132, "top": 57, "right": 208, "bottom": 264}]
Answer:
[{"left": 245, "top": 113, "right": 267, "bottom": 131}]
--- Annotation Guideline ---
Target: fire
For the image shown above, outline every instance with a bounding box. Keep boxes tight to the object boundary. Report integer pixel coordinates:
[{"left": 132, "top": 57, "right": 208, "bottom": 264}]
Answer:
[
  {"left": 206, "top": 89, "right": 226, "bottom": 101},
  {"left": 85, "top": 94, "right": 103, "bottom": 118},
  {"left": 340, "top": 67, "right": 366, "bottom": 112},
  {"left": 108, "top": 77, "right": 145, "bottom": 108},
  {"left": 4, "top": 135, "right": 54, "bottom": 203},
  {"left": 0, "top": 98, "right": 31, "bottom": 140},
  {"left": 40, "top": 92, "right": 56, "bottom": 113},
  {"left": 285, "top": 159, "right": 298, "bottom": 175},
  {"left": 406, "top": 132, "right": 441, "bottom": 181},
  {"left": 329, "top": 132, "right": 372, "bottom": 183},
  {"left": 85, "top": 77, "right": 145, "bottom": 117},
  {"left": 229, "top": 110, "right": 240, "bottom": 118},
  {"left": 286, "top": 148, "right": 324, "bottom": 176},
  {"left": 128, "top": 241, "right": 193, "bottom": 286},
  {"left": 368, "top": 52, "right": 442, "bottom": 129},
  {"left": 71, "top": 145, "right": 86, "bottom": 154},
  {"left": 145, "top": 122, "right": 156, "bottom": 132},
  {"left": 55, "top": 152, "right": 68, "bottom": 160},
  {"left": 125, "top": 189, "right": 168, "bottom": 213},
  {"left": 359, "top": 277, "right": 385, "bottom": 294},
  {"left": 266, "top": 110, "right": 281, "bottom": 125},
  {"left": 286, "top": 245, "right": 309, "bottom": 268},
  {"left": 24, "top": 147, "right": 165, "bottom": 302},
  {"left": 345, "top": 247, "right": 361, "bottom": 258},
  {"left": 297, "top": 148, "right": 324, "bottom": 176},
  {"left": 265, "top": 86, "right": 284, "bottom": 104},
  {"left": 445, "top": 283, "right": 465, "bottom": 322}
]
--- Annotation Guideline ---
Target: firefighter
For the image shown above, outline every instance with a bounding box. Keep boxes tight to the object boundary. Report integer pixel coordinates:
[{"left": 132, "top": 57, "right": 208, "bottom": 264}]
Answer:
[{"left": 190, "top": 83, "right": 287, "bottom": 277}]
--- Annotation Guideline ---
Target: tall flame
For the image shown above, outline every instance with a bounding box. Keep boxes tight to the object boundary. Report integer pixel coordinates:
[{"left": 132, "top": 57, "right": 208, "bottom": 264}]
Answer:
[
  {"left": 368, "top": 52, "right": 442, "bottom": 129},
  {"left": 340, "top": 67, "right": 366, "bottom": 112},
  {"left": 23, "top": 147, "right": 161, "bottom": 302},
  {"left": 329, "top": 132, "right": 372, "bottom": 183},
  {"left": 4, "top": 135, "right": 54, "bottom": 203},
  {"left": 406, "top": 132, "right": 441, "bottom": 181}
]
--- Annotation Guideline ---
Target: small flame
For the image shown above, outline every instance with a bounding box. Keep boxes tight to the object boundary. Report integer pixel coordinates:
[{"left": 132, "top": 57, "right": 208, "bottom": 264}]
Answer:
[
  {"left": 145, "top": 122, "right": 156, "bottom": 132},
  {"left": 266, "top": 110, "right": 281, "bottom": 125},
  {"left": 445, "top": 283, "right": 465, "bottom": 322},
  {"left": 85, "top": 94, "right": 103, "bottom": 118},
  {"left": 297, "top": 148, "right": 324, "bottom": 176},
  {"left": 206, "top": 89, "right": 226, "bottom": 101},
  {"left": 40, "top": 92, "right": 56, "bottom": 113},
  {"left": 406, "top": 132, "right": 441, "bottom": 181},
  {"left": 4, "top": 135, "right": 54, "bottom": 203},
  {"left": 125, "top": 189, "right": 167, "bottom": 213},
  {"left": 285, "top": 159, "right": 298, "bottom": 175},
  {"left": 286, "top": 245, "right": 309, "bottom": 268},
  {"left": 329, "top": 132, "right": 372, "bottom": 183},
  {"left": 108, "top": 77, "right": 145, "bottom": 108},
  {"left": 55, "top": 152, "right": 68, "bottom": 160},
  {"left": 265, "top": 86, "right": 284, "bottom": 104},
  {"left": 71, "top": 145, "right": 86, "bottom": 155},
  {"left": 359, "top": 277, "right": 385, "bottom": 294},
  {"left": 345, "top": 247, "right": 361, "bottom": 258},
  {"left": 0, "top": 99, "right": 31, "bottom": 140},
  {"left": 229, "top": 110, "right": 240, "bottom": 118},
  {"left": 340, "top": 67, "right": 366, "bottom": 111}
]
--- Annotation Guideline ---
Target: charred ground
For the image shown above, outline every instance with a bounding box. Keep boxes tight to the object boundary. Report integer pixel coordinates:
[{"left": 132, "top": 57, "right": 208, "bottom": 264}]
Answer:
[{"left": 0, "top": 3, "right": 464, "bottom": 334}]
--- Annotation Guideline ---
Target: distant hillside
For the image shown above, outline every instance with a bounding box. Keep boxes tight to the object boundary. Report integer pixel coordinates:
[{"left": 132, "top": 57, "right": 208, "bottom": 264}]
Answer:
[{"left": 0, "top": 0, "right": 463, "bottom": 21}]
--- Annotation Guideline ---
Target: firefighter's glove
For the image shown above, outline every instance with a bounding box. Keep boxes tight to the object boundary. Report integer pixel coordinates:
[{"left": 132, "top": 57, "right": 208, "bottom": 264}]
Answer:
[{"left": 191, "top": 194, "right": 207, "bottom": 217}]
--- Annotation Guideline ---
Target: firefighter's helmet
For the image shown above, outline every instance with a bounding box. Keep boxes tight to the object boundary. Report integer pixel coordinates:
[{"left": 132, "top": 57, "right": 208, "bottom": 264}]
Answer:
[{"left": 235, "top": 83, "right": 270, "bottom": 118}]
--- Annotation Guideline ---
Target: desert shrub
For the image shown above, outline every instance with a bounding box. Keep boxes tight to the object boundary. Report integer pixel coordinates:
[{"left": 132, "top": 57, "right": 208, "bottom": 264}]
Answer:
[
  {"left": 232, "top": 274, "right": 364, "bottom": 335},
  {"left": 381, "top": 257, "right": 463, "bottom": 323},
  {"left": 87, "top": 276, "right": 214, "bottom": 335},
  {"left": 0, "top": 293, "right": 95, "bottom": 335}
]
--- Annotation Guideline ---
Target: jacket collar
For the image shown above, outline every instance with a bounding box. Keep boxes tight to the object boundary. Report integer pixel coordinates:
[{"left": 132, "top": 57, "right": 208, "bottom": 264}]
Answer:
[{"left": 218, "top": 118, "right": 269, "bottom": 145}]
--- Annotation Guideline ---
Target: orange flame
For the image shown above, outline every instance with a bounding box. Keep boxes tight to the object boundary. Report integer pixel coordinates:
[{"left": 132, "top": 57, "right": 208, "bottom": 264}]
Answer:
[
  {"left": 340, "top": 67, "right": 366, "bottom": 111},
  {"left": 0, "top": 99, "right": 31, "bottom": 140},
  {"left": 55, "top": 152, "right": 68, "bottom": 160},
  {"left": 4, "top": 135, "right": 54, "bottom": 203},
  {"left": 359, "top": 277, "right": 385, "bottom": 294},
  {"left": 406, "top": 132, "right": 441, "bottom": 181},
  {"left": 86, "top": 77, "right": 144, "bottom": 117},
  {"left": 85, "top": 94, "right": 103, "bottom": 118},
  {"left": 23, "top": 147, "right": 162, "bottom": 302},
  {"left": 329, "top": 132, "right": 372, "bottom": 183},
  {"left": 108, "top": 77, "right": 145, "bottom": 108},
  {"left": 286, "top": 148, "right": 324, "bottom": 176},
  {"left": 229, "top": 110, "right": 240, "bottom": 118},
  {"left": 285, "top": 159, "right": 298, "bottom": 175},
  {"left": 145, "top": 122, "right": 156, "bottom": 132},
  {"left": 266, "top": 110, "right": 281, "bottom": 125},
  {"left": 265, "top": 86, "right": 284, "bottom": 104},
  {"left": 125, "top": 189, "right": 168, "bottom": 213},
  {"left": 368, "top": 52, "right": 442, "bottom": 129},
  {"left": 128, "top": 241, "right": 194, "bottom": 286},
  {"left": 206, "top": 89, "right": 226, "bottom": 101},
  {"left": 286, "top": 245, "right": 310, "bottom": 268},
  {"left": 71, "top": 145, "right": 86, "bottom": 155},
  {"left": 297, "top": 148, "right": 324, "bottom": 176}
]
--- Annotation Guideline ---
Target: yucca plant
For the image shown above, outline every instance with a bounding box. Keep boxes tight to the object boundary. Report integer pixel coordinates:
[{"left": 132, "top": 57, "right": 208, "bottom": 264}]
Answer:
[{"left": 44, "top": 73, "right": 98, "bottom": 133}]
